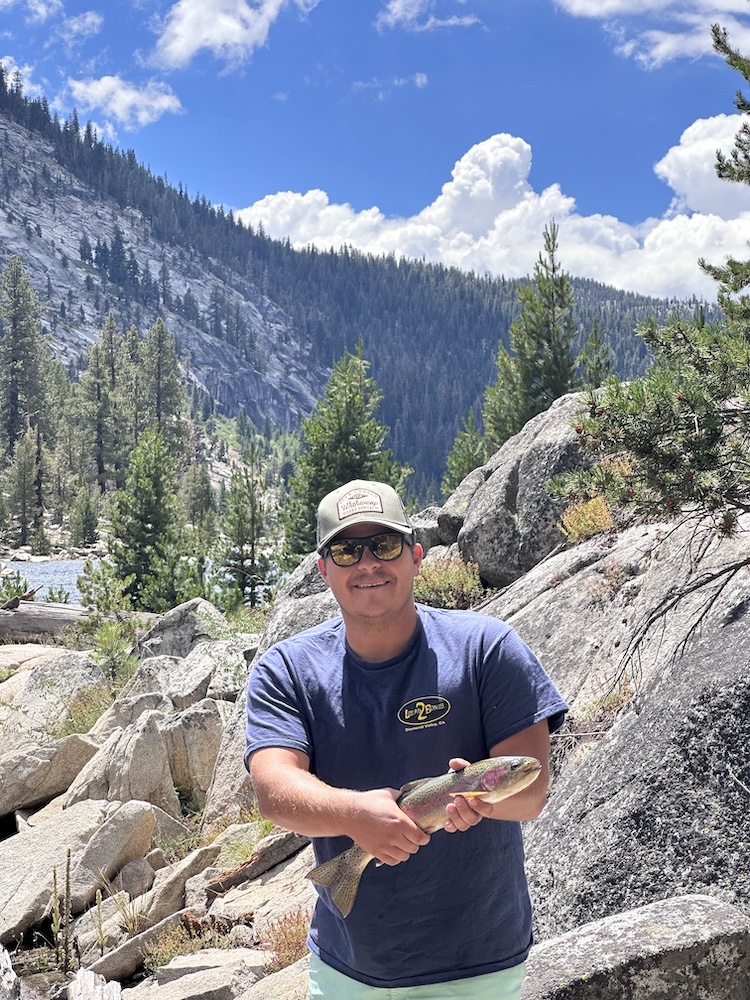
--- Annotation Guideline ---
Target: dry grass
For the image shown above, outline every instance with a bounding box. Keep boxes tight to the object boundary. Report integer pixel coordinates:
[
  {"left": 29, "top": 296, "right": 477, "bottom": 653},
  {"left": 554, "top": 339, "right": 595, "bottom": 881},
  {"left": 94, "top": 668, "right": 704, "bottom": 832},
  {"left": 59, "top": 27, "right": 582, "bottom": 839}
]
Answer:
[
  {"left": 559, "top": 495, "right": 613, "bottom": 544},
  {"left": 260, "top": 907, "right": 312, "bottom": 974}
]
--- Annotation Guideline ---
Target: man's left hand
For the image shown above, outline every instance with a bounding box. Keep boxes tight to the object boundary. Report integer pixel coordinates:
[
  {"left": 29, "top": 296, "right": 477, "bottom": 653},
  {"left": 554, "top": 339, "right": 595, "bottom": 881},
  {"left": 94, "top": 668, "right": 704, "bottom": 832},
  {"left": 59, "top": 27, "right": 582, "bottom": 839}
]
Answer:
[{"left": 443, "top": 757, "right": 494, "bottom": 833}]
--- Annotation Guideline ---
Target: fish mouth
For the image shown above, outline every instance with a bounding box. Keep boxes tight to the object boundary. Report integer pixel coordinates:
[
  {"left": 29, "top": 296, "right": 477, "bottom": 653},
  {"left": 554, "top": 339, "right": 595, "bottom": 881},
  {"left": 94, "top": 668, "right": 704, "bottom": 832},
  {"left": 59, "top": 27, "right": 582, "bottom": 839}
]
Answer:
[{"left": 516, "top": 759, "right": 543, "bottom": 778}]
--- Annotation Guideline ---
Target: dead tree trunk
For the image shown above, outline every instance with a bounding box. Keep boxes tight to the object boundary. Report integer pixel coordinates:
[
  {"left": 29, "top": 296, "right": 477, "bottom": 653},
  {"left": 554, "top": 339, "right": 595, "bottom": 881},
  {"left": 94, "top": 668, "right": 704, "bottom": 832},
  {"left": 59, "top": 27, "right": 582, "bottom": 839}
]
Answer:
[{"left": 0, "top": 601, "right": 91, "bottom": 640}]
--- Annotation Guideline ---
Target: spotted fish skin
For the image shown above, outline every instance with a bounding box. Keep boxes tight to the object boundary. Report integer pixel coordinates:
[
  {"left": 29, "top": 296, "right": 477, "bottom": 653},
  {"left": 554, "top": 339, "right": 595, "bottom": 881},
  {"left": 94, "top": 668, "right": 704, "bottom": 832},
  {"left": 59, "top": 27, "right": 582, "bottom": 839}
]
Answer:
[{"left": 306, "top": 756, "right": 542, "bottom": 917}]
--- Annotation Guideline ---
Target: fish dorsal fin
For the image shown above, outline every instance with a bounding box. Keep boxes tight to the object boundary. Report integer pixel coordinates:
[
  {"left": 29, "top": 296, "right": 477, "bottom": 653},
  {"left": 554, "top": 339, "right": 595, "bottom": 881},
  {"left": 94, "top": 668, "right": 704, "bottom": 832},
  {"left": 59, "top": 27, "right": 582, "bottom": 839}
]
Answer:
[{"left": 399, "top": 777, "right": 431, "bottom": 795}]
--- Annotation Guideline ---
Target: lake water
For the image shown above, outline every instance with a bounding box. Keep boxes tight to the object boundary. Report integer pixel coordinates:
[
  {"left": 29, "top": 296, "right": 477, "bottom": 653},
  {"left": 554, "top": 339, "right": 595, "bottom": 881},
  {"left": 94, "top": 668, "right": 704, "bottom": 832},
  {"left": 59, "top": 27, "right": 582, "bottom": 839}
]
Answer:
[{"left": 0, "top": 559, "right": 90, "bottom": 603}]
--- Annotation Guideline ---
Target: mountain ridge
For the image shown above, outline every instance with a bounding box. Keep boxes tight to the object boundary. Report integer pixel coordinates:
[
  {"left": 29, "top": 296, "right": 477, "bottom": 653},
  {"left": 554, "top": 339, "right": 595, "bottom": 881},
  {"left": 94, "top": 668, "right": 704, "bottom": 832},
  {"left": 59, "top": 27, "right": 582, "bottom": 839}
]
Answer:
[
  {"left": 0, "top": 87, "right": 717, "bottom": 498},
  {"left": 0, "top": 111, "right": 324, "bottom": 433}
]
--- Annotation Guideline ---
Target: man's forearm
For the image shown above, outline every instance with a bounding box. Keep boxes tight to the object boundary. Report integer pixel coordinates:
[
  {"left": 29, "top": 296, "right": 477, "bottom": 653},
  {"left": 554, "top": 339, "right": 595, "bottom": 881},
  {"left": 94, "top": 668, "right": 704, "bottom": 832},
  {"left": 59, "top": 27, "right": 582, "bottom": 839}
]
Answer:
[
  {"left": 252, "top": 761, "right": 363, "bottom": 838},
  {"left": 249, "top": 747, "right": 430, "bottom": 864}
]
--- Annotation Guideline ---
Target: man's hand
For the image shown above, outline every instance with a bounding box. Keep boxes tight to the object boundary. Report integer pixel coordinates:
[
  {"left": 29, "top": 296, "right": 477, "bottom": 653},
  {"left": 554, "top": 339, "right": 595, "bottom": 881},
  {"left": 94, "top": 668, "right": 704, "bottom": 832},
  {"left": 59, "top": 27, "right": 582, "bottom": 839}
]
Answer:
[
  {"left": 250, "top": 748, "right": 431, "bottom": 866},
  {"left": 443, "top": 757, "right": 492, "bottom": 833},
  {"left": 351, "top": 787, "right": 431, "bottom": 865},
  {"left": 442, "top": 721, "right": 553, "bottom": 832}
]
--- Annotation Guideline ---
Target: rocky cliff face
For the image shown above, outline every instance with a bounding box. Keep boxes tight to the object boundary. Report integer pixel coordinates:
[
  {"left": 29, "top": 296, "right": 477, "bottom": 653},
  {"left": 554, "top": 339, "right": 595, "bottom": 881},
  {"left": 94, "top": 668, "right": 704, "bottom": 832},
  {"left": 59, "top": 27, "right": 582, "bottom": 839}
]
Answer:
[{"left": 0, "top": 114, "right": 326, "bottom": 429}]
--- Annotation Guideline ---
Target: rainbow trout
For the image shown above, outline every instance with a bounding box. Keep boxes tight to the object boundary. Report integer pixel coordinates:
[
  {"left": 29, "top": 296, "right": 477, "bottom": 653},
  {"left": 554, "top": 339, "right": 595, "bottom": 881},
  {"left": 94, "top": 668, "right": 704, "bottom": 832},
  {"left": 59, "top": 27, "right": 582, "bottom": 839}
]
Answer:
[{"left": 306, "top": 755, "right": 542, "bottom": 918}]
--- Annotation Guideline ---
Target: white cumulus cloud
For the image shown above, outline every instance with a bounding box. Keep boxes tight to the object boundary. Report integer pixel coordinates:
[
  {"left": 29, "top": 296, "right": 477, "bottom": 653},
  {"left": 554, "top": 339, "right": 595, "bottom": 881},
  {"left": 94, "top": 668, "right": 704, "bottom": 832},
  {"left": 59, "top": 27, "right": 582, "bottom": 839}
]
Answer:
[
  {"left": 655, "top": 113, "right": 750, "bottom": 217},
  {"left": 67, "top": 75, "right": 184, "bottom": 129},
  {"left": 235, "top": 122, "right": 750, "bottom": 300},
  {"left": 554, "top": 2, "right": 750, "bottom": 69},
  {"left": 152, "top": 0, "right": 319, "bottom": 70}
]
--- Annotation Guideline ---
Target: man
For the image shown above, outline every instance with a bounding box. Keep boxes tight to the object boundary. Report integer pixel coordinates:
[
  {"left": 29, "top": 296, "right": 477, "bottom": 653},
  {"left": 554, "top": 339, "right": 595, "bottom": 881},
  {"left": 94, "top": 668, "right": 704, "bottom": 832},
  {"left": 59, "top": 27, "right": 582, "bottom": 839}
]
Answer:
[{"left": 246, "top": 479, "right": 567, "bottom": 998}]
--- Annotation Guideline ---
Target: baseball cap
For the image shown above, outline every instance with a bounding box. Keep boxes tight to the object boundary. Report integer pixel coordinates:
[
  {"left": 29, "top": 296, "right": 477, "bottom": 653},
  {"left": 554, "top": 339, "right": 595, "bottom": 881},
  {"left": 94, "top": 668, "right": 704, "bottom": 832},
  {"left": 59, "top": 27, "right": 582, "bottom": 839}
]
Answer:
[{"left": 316, "top": 480, "right": 413, "bottom": 552}]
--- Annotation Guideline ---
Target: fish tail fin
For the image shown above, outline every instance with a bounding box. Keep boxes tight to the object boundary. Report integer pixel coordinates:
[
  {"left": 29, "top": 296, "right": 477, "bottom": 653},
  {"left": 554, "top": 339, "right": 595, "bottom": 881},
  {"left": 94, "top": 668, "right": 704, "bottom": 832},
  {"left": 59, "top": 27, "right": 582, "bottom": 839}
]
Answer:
[{"left": 306, "top": 845, "right": 372, "bottom": 918}]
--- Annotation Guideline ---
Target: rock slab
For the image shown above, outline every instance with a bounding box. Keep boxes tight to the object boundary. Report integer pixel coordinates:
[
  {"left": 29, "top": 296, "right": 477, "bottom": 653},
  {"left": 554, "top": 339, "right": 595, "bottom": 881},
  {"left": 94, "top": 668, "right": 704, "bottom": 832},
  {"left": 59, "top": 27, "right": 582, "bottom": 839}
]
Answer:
[{"left": 522, "top": 894, "right": 750, "bottom": 999}]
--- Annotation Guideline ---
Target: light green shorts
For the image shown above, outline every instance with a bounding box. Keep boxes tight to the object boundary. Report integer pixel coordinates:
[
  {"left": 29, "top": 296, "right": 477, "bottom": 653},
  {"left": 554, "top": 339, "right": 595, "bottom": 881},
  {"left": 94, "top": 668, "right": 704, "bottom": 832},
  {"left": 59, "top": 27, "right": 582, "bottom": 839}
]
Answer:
[{"left": 309, "top": 953, "right": 527, "bottom": 999}]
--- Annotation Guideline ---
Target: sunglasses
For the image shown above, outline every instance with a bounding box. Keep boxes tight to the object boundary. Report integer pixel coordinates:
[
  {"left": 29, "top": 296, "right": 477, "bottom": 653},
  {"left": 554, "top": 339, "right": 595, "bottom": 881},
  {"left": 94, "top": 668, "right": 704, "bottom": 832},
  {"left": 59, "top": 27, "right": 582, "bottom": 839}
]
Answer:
[{"left": 324, "top": 532, "right": 410, "bottom": 567}]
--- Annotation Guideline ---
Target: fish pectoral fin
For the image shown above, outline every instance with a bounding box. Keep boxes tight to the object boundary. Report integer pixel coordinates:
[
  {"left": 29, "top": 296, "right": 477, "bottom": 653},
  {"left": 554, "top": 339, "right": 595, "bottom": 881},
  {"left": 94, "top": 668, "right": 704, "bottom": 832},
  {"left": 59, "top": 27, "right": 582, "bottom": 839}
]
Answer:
[
  {"left": 448, "top": 791, "right": 490, "bottom": 799},
  {"left": 306, "top": 845, "right": 373, "bottom": 918}
]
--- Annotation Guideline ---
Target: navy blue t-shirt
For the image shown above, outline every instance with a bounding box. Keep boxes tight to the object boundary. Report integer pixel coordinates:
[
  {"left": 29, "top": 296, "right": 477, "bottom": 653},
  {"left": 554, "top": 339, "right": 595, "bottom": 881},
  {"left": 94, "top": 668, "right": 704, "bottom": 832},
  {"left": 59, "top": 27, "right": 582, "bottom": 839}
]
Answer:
[{"left": 245, "top": 605, "right": 567, "bottom": 988}]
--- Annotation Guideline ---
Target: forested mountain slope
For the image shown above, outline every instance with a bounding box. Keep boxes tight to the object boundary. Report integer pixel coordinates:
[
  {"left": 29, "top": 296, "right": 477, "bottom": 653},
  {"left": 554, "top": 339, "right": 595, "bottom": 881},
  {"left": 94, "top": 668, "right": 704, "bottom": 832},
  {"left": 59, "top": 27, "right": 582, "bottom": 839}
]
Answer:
[{"left": 0, "top": 76, "right": 714, "bottom": 498}]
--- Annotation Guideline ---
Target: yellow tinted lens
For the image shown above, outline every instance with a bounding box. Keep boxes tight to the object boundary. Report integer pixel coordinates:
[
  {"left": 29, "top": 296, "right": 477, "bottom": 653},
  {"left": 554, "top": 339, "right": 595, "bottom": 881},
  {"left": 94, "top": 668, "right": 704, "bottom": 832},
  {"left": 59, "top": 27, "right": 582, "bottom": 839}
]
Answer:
[
  {"left": 371, "top": 533, "right": 403, "bottom": 560},
  {"left": 328, "top": 539, "right": 363, "bottom": 566}
]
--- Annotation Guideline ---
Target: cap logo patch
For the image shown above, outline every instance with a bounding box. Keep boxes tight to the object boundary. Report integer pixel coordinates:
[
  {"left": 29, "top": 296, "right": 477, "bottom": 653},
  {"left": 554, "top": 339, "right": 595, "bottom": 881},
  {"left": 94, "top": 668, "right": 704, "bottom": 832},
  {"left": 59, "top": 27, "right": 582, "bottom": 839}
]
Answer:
[{"left": 337, "top": 487, "right": 384, "bottom": 522}]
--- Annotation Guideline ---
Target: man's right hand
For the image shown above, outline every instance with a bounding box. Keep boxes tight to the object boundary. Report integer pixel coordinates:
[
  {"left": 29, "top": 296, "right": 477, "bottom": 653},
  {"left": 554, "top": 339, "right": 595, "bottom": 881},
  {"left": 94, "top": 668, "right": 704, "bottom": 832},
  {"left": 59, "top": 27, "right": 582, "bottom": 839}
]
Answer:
[{"left": 349, "top": 787, "right": 430, "bottom": 866}]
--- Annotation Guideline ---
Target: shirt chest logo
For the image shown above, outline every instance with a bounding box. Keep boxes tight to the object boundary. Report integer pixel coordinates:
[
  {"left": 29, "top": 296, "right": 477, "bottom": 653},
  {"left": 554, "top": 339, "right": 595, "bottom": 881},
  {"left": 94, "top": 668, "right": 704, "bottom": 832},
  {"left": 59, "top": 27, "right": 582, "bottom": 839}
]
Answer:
[{"left": 397, "top": 696, "right": 451, "bottom": 730}]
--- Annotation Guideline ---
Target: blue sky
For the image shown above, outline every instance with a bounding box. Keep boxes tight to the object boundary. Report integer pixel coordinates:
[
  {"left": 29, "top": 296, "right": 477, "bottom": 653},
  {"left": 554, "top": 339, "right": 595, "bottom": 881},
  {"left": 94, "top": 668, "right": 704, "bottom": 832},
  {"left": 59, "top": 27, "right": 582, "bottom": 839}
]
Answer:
[{"left": 3, "top": 0, "right": 750, "bottom": 300}]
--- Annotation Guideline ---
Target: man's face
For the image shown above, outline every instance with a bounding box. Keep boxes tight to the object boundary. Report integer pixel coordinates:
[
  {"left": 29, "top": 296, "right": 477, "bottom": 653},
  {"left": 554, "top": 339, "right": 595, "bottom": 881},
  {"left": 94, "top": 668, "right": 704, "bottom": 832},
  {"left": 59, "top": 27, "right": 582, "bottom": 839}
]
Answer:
[{"left": 317, "top": 521, "right": 423, "bottom": 623}]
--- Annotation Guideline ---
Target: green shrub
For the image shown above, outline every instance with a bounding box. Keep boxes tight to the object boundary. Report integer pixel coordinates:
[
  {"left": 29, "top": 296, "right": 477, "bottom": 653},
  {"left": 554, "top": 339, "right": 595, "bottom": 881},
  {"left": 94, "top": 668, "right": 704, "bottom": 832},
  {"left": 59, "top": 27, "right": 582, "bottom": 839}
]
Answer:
[
  {"left": 558, "top": 495, "right": 612, "bottom": 544},
  {"left": 31, "top": 525, "right": 51, "bottom": 556},
  {"left": 226, "top": 603, "right": 272, "bottom": 634},
  {"left": 414, "top": 557, "right": 486, "bottom": 609},
  {"left": 214, "top": 817, "right": 276, "bottom": 868},
  {"left": 0, "top": 570, "right": 30, "bottom": 602},
  {"left": 90, "top": 619, "right": 139, "bottom": 689},
  {"left": 46, "top": 585, "right": 71, "bottom": 603},
  {"left": 69, "top": 486, "right": 99, "bottom": 546},
  {"left": 50, "top": 685, "right": 112, "bottom": 738},
  {"left": 76, "top": 558, "right": 134, "bottom": 617}
]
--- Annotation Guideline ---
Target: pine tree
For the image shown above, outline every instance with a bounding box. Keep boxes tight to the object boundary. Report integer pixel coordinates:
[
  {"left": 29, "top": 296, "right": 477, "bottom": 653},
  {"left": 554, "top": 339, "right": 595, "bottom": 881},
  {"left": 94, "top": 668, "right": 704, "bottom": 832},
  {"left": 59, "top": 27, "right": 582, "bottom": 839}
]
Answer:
[
  {"left": 222, "top": 444, "right": 273, "bottom": 608},
  {"left": 551, "top": 22, "right": 750, "bottom": 536},
  {"left": 282, "top": 341, "right": 411, "bottom": 564},
  {"left": 179, "top": 460, "right": 217, "bottom": 536},
  {"left": 0, "top": 255, "right": 48, "bottom": 460},
  {"left": 158, "top": 259, "right": 172, "bottom": 309},
  {"left": 108, "top": 224, "right": 127, "bottom": 287},
  {"left": 551, "top": 317, "right": 750, "bottom": 534},
  {"left": 33, "top": 422, "right": 44, "bottom": 531},
  {"left": 141, "top": 316, "right": 186, "bottom": 457},
  {"left": 0, "top": 487, "right": 8, "bottom": 542},
  {"left": 4, "top": 426, "right": 38, "bottom": 545},
  {"left": 101, "top": 313, "right": 131, "bottom": 487},
  {"left": 441, "top": 411, "right": 489, "bottom": 499},
  {"left": 108, "top": 426, "right": 178, "bottom": 609},
  {"left": 120, "top": 324, "right": 148, "bottom": 452},
  {"left": 483, "top": 222, "right": 578, "bottom": 449},
  {"left": 699, "top": 23, "right": 750, "bottom": 331},
  {"left": 77, "top": 341, "right": 112, "bottom": 492},
  {"left": 69, "top": 484, "right": 99, "bottom": 546},
  {"left": 578, "top": 319, "right": 613, "bottom": 389}
]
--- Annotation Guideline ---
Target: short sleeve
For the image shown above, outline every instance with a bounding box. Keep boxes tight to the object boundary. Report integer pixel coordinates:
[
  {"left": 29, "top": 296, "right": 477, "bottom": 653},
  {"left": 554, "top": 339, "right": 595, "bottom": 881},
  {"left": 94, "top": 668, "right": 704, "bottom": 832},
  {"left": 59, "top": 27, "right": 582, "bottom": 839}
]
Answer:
[
  {"left": 477, "top": 624, "right": 567, "bottom": 749},
  {"left": 244, "top": 647, "right": 313, "bottom": 770}
]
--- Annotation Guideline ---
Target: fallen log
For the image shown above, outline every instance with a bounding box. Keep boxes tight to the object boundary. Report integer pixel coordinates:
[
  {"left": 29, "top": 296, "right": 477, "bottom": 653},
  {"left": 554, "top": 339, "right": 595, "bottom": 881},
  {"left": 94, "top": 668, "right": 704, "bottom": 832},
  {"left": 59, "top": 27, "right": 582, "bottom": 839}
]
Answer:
[
  {"left": 206, "top": 830, "right": 310, "bottom": 896},
  {"left": 0, "top": 600, "right": 91, "bottom": 640}
]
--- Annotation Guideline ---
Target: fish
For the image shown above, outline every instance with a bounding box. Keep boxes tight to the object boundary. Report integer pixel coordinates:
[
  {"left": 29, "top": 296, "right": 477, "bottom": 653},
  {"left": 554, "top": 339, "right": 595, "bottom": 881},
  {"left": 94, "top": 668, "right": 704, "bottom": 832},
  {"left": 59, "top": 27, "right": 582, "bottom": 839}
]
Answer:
[{"left": 306, "top": 755, "right": 542, "bottom": 918}]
